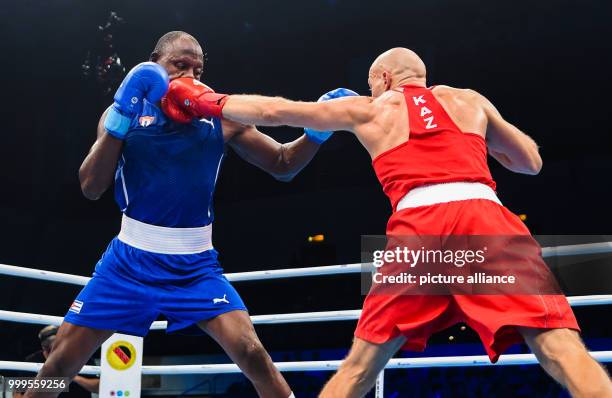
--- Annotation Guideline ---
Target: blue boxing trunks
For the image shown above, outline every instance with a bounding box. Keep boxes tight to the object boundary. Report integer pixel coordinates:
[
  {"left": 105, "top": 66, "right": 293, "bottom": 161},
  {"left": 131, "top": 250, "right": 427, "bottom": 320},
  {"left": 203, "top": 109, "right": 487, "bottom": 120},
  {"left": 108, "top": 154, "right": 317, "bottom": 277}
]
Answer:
[{"left": 64, "top": 215, "right": 247, "bottom": 336}]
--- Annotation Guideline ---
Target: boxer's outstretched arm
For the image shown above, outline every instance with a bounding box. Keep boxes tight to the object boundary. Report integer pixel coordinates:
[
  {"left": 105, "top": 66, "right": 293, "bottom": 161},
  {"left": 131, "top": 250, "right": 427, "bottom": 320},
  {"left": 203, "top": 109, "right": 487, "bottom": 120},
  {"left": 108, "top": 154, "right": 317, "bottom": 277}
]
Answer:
[
  {"left": 480, "top": 94, "right": 543, "bottom": 175},
  {"left": 78, "top": 108, "right": 124, "bottom": 200},
  {"left": 223, "top": 119, "right": 319, "bottom": 182},
  {"left": 222, "top": 95, "right": 375, "bottom": 132}
]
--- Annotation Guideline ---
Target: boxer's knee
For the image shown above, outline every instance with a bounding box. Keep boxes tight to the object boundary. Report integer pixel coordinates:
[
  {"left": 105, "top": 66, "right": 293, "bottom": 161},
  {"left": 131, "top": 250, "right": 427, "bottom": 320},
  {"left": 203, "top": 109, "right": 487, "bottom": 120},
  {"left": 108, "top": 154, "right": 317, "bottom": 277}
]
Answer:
[
  {"left": 337, "top": 354, "right": 376, "bottom": 388},
  {"left": 234, "top": 334, "right": 272, "bottom": 375},
  {"left": 536, "top": 329, "right": 587, "bottom": 369}
]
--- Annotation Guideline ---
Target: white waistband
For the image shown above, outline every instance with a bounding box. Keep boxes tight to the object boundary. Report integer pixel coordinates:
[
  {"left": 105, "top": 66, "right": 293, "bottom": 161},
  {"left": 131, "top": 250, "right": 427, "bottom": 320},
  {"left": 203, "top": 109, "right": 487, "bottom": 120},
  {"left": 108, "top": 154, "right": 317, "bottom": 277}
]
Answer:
[
  {"left": 396, "top": 182, "right": 502, "bottom": 211},
  {"left": 117, "top": 215, "right": 213, "bottom": 255}
]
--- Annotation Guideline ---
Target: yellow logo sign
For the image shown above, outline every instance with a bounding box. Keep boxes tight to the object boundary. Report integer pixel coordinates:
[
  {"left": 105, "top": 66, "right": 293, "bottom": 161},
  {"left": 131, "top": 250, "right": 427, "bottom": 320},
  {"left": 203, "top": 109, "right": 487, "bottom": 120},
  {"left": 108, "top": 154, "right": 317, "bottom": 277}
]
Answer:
[{"left": 106, "top": 340, "right": 136, "bottom": 371}]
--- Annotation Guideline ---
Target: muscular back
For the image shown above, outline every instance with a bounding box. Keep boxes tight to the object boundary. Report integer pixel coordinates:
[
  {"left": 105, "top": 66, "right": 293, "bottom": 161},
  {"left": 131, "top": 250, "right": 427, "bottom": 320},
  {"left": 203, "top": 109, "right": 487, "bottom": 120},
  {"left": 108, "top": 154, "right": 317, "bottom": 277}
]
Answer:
[
  {"left": 431, "top": 86, "right": 488, "bottom": 137},
  {"left": 354, "top": 85, "right": 488, "bottom": 160},
  {"left": 222, "top": 82, "right": 541, "bottom": 175}
]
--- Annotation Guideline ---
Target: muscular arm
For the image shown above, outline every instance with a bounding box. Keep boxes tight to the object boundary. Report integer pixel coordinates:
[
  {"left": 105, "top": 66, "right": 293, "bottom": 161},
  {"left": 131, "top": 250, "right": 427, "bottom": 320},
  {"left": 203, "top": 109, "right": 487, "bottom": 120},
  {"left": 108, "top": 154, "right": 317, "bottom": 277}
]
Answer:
[
  {"left": 222, "top": 95, "right": 375, "bottom": 132},
  {"left": 480, "top": 94, "right": 543, "bottom": 175},
  {"left": 223, "top": 119, "right": 320, "bottom": 182},
  {"left": 78, "top": 108, "right": 124, "bottom": 200}
]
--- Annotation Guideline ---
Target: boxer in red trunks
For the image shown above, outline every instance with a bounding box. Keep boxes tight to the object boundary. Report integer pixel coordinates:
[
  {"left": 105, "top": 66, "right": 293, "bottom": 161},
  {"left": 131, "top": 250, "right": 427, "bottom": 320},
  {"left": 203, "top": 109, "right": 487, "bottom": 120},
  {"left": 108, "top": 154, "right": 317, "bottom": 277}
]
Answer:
[{"left": 163, "top": 48, "right": 612, "bottom": 397}]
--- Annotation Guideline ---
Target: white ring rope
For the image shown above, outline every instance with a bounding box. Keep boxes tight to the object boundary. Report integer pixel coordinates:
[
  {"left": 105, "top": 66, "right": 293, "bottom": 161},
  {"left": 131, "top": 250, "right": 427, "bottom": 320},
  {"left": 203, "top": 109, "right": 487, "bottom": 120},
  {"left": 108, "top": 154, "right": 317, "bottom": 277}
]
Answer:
[
  {"left": 0, "top": 263, "right": 362, "bottom": 286},
  {"left": 0, "top": 309, "right": 364, "bottom": 328},
  {"left": 0, "top": 263, "right": 90, "bottom": 286},
  {"left": 540, "top": 241, "right": 612, "bottom": 258},
  {"left": 1, "top": 240, "right": 611, "bottom": 385},
  {"left": 1, "top": 295, "right": 610, "bottom": 329},
  {"left": 1, "top": 241, "right": 611, "bottom": 286},
  {"left": 2, "top": 351, "right": 612, "bottom": 375}
]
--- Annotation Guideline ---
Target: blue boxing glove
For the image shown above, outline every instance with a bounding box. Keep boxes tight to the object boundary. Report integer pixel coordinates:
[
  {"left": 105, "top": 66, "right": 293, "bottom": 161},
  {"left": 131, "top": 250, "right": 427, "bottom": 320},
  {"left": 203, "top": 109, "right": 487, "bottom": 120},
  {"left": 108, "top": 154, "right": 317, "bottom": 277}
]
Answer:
[
  {"left": 304, "top": 88, "right": 359, "bottom": 144},
  {"left": 104, "top": 62, "right": 169, "bottom": 139}
]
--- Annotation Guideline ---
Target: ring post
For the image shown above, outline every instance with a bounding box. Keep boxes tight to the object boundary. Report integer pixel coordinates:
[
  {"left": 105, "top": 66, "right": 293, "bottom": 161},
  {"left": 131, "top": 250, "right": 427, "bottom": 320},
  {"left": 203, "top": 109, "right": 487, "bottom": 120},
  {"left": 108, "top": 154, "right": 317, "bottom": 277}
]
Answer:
[{"left": 375, "top": 369, "right": 385, "bottom": 398}]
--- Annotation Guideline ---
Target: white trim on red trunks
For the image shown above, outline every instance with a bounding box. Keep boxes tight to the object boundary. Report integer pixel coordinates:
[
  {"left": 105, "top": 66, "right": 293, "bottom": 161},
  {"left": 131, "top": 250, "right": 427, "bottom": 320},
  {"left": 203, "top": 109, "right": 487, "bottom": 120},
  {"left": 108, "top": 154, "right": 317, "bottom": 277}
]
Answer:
[{"left": 397, "top": 182, "right": 502, "bottom": 211}]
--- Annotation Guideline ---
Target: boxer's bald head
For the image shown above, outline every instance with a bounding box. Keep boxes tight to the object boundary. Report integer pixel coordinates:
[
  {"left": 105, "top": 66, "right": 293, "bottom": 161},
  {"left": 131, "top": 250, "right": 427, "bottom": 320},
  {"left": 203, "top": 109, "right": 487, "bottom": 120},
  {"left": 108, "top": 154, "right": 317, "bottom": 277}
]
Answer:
[
  {"left": 368, "top": 48, "right": 426, "bottom": 97},
  {"left": 151, "top": 31, "right": 205, "bottom": 81},
  {"left": 150, "top": 31, "right": 202, "bottom": 61}
]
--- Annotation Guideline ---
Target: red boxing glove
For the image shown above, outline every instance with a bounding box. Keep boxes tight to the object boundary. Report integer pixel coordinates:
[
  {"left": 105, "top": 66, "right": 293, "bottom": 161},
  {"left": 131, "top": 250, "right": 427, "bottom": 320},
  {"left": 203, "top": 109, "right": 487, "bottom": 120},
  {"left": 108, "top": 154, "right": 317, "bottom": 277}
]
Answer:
[
  {"left": 162, "top": 78, "right": 229, "bottom": 121},
  {"left": 161, "top": 96, "right": 193, "bottom": 124}
]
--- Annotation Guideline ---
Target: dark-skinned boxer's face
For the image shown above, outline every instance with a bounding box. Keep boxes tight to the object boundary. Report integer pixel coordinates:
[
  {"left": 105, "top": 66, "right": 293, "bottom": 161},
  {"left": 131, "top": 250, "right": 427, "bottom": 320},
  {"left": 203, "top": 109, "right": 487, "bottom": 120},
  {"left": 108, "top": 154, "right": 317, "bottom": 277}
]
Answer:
[{"left": 156, "top": 37, "right": 204, "bottom": 81}]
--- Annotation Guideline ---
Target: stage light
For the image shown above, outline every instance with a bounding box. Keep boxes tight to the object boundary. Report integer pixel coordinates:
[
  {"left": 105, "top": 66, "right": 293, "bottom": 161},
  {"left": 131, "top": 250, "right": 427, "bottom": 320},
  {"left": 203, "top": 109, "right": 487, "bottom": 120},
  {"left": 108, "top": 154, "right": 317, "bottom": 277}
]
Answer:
[{"left": 308, "top": 234, "right": 325, "bottom": 243}]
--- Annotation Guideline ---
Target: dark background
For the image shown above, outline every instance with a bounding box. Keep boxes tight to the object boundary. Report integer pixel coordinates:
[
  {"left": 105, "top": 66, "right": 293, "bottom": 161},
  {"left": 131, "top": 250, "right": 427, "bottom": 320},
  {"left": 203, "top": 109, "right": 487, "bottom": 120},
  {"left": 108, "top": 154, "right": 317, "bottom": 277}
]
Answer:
[{"left": 0, "top": 0, "right": 611, "bottom": 391}]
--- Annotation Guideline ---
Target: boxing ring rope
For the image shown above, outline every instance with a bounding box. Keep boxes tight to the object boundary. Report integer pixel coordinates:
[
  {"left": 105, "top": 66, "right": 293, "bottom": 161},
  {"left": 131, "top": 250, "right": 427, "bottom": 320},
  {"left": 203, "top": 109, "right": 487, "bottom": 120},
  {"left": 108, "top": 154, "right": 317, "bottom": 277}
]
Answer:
[
  {"left": 0, "top": 262, "right": 362, "bottom": 286},
  {"left": 1, "top": 240, "right": 612, "bottom": 397},
  {"left": 2, "top": 241, "right": 612, "bottom": 286},
  {"left": 3, "top": 350, "right": 612, "bottom": 376},
  {"left": 0, "top": 309, "right": 365, "bottom": 328},
  {"left": 1, "top": 294, "right": 611, "bottom": 330}
]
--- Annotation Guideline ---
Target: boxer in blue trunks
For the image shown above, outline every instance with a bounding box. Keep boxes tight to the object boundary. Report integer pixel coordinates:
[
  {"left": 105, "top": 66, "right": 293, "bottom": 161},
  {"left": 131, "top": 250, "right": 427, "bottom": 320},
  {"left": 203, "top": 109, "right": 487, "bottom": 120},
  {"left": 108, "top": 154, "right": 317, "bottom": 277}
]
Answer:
[{"left": 24, "top": 31, "right": 329, "bottom": 398}]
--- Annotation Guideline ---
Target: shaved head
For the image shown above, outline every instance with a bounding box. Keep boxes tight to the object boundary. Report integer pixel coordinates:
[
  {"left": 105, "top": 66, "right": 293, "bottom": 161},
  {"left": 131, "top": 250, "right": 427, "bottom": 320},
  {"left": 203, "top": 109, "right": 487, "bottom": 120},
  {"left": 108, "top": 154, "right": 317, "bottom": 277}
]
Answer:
[
  {"left": 150, "top": 31, "right": 202, "bottom": 62},
  {"left": 368, "top": 47, "right": 427, "bottom": 97},
  {"left": 371, "top": 48, "right": 426, "bottom": 80}
]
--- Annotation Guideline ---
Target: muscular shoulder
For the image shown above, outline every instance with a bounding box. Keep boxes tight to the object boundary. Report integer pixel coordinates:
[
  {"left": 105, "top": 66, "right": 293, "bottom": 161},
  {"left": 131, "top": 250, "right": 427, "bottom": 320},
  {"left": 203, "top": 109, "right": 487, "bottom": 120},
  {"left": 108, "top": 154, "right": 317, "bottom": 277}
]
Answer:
[
  {"left": 373, "top": 90, "right": 404, "bottom": 108},
  {"left": 432, "top": 85, "right": 481, "bottom": 99},
  {"left": 432, "top": 85, "right": 487, "bottom": 109},
  {"left": 431, "top": 85, "right": 490, "bottom": 134},
  {"left": 366, "top": 91, "right": 404, "bottom": 124}
]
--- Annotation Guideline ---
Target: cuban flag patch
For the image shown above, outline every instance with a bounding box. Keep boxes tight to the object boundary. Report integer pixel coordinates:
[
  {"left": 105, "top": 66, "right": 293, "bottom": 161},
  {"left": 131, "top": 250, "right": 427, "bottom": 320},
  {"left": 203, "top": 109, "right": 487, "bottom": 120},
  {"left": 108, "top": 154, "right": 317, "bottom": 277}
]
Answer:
[
  {"left": 69, "top": 300, "right": 83, "bottom": 314},
  {"left": 138, "top": 116, "right": 155, "bottom": 127}
]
